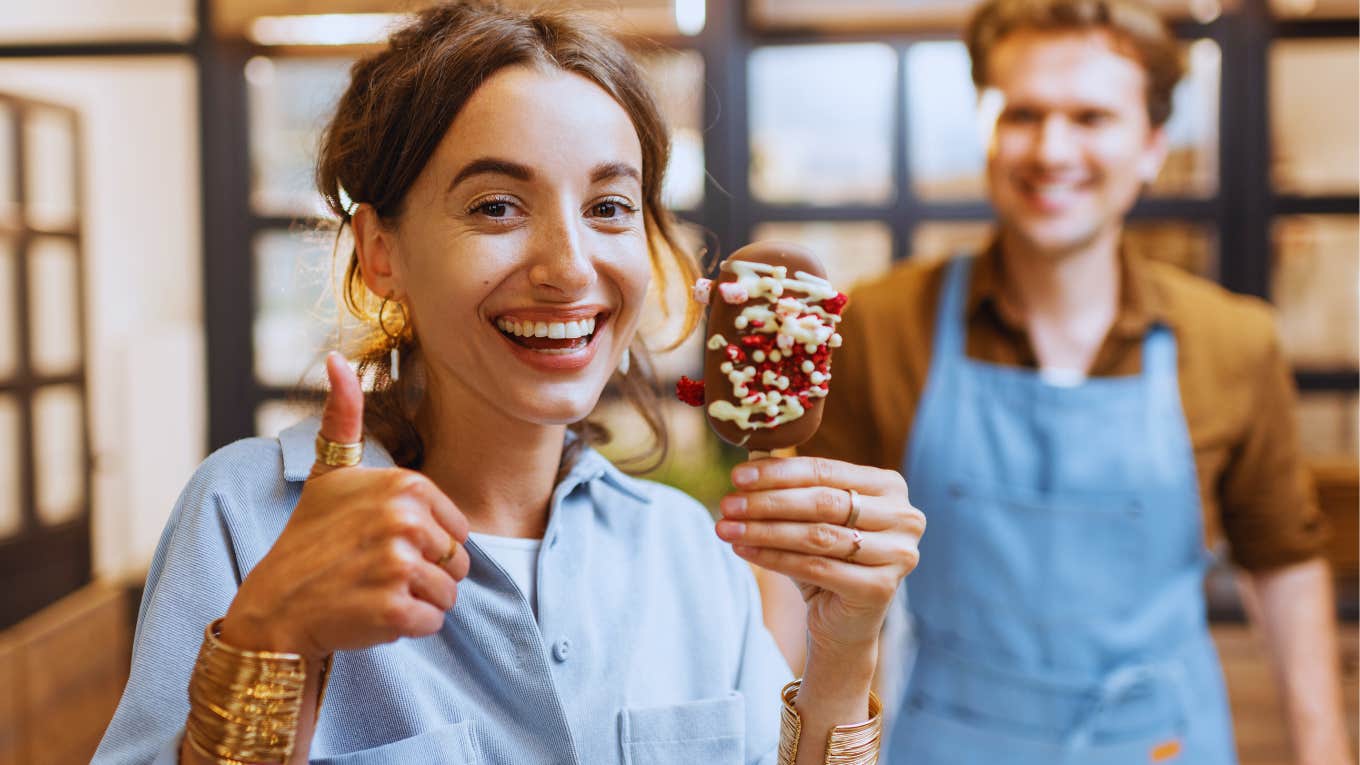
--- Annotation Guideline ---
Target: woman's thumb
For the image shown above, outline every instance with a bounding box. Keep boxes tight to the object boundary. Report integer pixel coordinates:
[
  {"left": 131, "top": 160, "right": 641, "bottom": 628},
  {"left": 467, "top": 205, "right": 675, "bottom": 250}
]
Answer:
[{"left": 311, "top": 352, "right": 364, "bottom": 479}]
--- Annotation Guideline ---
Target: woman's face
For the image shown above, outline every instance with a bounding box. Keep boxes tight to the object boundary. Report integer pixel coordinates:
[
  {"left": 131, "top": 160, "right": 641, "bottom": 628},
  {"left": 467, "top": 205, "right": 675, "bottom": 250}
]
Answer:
[{"left": 370, "top": 65, "right": 651, "bottom": 426}]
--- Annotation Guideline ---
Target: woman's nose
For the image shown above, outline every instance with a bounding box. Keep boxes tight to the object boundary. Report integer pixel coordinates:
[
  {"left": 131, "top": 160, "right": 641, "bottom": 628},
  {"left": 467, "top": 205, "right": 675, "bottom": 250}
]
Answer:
[{"left": 527, "top": 207, "right": 596, "bottom": 298}]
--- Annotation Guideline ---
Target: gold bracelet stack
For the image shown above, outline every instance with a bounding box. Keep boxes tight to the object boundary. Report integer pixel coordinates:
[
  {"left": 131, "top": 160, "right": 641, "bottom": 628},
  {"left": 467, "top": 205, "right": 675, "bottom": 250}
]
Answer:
[
  {"left": 186, "top": 618, "right": 312, "bottom": 764},
  {"left": 778, "top": 679, "right": 884, "bottom": 765}
]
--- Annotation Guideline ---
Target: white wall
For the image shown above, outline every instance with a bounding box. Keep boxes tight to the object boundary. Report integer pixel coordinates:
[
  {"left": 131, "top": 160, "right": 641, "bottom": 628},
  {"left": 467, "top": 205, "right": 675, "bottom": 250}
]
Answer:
[{"left": 0, "top": 57, "right": 205, "bottom": 581}]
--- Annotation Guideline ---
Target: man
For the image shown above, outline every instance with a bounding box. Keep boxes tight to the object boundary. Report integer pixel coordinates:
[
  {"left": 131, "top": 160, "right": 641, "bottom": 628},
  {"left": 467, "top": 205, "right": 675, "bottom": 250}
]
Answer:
[{"left": 798, "top": 1, "right": 1353, "bottom": 763}]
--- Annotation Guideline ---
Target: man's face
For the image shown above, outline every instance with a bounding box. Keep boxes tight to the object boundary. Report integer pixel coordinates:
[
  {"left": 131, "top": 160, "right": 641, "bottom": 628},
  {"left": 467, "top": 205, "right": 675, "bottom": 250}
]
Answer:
[{"left": 983, "top": 30, "right": 1169, "bottom": 260}]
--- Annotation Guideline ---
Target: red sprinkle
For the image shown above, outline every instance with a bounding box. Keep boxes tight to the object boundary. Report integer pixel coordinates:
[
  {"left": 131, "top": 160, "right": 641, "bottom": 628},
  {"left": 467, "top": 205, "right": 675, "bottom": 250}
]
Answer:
[
  {"left": 724, "top": 345, "right": 746, "bottom": 363},
  {"left": 676, "top": 376, "right": 705, "bottom": 407},
  {"left": 821, "top": 292, "right": 849, "bottom": 315}
]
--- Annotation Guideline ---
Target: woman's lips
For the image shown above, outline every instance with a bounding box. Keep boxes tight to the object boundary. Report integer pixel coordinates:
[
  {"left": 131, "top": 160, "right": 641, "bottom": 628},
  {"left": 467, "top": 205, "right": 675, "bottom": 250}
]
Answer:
[{"left": 494, "top": 314, "right": 607, "bottom": 372}]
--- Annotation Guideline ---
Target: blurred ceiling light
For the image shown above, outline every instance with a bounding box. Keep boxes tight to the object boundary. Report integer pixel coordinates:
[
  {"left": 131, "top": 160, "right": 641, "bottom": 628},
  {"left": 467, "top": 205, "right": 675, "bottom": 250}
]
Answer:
[
  {"left": 248, "top": 13, "right": 408, "bottom": 46},
  {"left": 675, "top": 0, "right": 705, "bottom": 36},
  {"left": 1189, "top": 0, "right": 1223, "bottom": 23}
]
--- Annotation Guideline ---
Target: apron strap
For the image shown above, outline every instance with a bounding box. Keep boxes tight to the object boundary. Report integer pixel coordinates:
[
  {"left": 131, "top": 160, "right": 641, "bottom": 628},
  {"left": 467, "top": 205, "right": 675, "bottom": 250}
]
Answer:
[{"left": 931, "top": 255, "right": 974, "bottom": 359}]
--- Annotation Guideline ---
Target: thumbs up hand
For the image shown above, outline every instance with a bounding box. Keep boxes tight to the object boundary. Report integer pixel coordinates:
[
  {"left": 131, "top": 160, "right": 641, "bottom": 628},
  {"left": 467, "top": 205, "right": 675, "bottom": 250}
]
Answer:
[{"left": 219, "top": 353, "right": 470, "bottom": 661}]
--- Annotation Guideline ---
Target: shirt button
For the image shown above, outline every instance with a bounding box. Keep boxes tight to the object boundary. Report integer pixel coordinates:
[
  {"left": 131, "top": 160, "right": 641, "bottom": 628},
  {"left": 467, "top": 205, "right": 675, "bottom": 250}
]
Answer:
[{"left": 552, "top": 638, "right": 572, "bottom": 662}]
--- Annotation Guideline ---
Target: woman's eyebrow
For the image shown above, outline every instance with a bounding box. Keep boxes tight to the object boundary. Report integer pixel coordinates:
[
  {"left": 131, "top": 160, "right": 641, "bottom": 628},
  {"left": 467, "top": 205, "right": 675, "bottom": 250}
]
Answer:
[
  {"left": 447, "top": 157, "right": 534, "bottom": 193},
  {"left": 590, "top": 161, "right": 641, "bottom": 185}
]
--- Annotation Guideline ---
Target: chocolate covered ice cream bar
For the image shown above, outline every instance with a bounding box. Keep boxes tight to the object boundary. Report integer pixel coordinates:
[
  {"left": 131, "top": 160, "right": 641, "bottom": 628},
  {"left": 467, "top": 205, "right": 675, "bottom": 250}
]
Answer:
[{"left": 676, "top": 241, "right": 847, "bottom": 451}]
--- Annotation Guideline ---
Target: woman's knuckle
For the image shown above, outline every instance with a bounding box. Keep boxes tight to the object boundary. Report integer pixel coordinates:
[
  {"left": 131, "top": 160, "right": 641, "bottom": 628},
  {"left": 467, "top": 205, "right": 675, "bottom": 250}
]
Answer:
[
  {"left": 807, "top": 523, "right": 839, "bottom": 552},
  {"left": 815, "top": 489, "right": 841, "bottom": 518},
  {"left": 804, "top": 555, "right": 831, "bottom": 578},
  {"left": 378, "top": 596, "right": 411, "bottom": 631}
]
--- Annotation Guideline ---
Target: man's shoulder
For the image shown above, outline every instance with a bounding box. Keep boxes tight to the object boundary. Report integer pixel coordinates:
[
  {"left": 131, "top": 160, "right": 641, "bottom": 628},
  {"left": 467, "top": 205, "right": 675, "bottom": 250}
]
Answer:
[
  {"left": 850, "top": 255, "right": 951, "bottom": 309},
  {"left": 1150, "top": 260, "right": 1281, "bottom": 366}
]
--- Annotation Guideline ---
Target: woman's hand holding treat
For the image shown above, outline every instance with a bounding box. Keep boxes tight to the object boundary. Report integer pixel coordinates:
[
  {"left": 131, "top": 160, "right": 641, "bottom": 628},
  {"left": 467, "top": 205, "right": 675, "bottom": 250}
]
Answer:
[
  {"left": 219, "top": 352, "right": 472, "bottom": 661},
  {"left": 717, "top": 457, "right": 922, "bottom": 657}
]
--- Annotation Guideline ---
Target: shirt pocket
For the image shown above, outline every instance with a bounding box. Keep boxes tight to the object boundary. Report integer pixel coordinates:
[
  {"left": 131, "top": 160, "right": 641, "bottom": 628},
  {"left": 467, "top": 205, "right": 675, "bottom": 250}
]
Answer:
[
  {"left": 620, "top": 692, "right": 745, "bottom": 765},
  {"left": 312, "top": 720, "right": 480, "bottom": 764}
]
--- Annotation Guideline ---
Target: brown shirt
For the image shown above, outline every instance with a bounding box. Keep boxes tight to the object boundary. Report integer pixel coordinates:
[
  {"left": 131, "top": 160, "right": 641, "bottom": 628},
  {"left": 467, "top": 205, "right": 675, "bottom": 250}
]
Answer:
[{"left": 802, "top": 242, "right": 1329, "bottom": 571}]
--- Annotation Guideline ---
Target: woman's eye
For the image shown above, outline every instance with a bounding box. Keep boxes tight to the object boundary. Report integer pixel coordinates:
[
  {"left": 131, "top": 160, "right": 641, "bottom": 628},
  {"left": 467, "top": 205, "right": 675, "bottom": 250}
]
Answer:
[
  {"left": 479, "top": 201, "right": 510, "bottom": 218},
  {"left": 590, "top": 198, "right": 635, "bottom": 219}
]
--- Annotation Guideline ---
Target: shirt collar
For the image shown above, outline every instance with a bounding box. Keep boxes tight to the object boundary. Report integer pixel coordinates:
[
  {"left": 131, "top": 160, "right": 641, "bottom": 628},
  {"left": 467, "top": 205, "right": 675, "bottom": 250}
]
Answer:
[
  {"left": 278, "top": 418, "right": 653, "bottom": 505},
  {"left": 559, "top": 436, "right": 654, "bottom": 505},
  {"left": 966, "top": 234, "right": 1169, "bottom": 338}
]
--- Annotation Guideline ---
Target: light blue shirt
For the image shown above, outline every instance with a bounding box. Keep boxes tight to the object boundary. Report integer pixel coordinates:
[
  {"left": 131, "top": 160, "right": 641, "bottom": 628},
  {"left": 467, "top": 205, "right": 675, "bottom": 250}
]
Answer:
[{"left": 94, "top": 419, "right": 791, "bottom": 764}]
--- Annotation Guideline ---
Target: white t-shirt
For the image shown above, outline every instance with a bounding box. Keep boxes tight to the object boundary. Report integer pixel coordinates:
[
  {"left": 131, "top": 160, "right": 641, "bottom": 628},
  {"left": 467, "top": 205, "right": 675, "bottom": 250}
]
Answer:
[{"left": 468, "top": 532, "right": 543, "bottom": 615}]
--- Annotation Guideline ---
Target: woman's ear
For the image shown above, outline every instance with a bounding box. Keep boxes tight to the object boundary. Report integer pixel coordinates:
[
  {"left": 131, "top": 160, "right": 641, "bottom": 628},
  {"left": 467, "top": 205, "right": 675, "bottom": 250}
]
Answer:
[{"left": 352, "top": 203, "right": 402, "bottom": 297}]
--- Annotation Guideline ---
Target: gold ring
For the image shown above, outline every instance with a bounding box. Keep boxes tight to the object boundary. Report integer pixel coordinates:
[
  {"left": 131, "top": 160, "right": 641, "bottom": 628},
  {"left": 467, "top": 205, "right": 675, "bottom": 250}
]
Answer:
[
  {"left": 315, "top": 433, "right": 363, "bottom": 468},
  {"left": 436, "top": 540, "right": 458, "bottom": 567},
  {"left": 846, "top": 529, "right": 863, "bottom": 562},
  {"left": 845, "top": 488, "right": 862, "bottom": 530}
]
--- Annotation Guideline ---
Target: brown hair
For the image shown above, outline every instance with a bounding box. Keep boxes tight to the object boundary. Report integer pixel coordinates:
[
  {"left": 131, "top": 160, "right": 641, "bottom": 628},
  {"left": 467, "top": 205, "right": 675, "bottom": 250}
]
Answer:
[
  {"left": 315, "top": 0, "right": 700, "bottom": 471},
  {"left": 966, "top": 0, "right": 1186, "bottom": 127}
]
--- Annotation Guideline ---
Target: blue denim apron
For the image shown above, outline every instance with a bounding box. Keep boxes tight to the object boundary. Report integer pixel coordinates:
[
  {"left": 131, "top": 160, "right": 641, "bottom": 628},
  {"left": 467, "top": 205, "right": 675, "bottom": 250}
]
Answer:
[{"left": 886, "top": 256, "right": 1237, "bottom": 764}]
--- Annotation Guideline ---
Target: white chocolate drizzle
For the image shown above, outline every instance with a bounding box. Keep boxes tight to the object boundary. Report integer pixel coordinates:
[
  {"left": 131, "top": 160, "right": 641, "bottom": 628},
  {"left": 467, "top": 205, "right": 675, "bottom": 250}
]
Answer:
[{"left": 707, "top": 258, "right": 845, "bottom": 433}]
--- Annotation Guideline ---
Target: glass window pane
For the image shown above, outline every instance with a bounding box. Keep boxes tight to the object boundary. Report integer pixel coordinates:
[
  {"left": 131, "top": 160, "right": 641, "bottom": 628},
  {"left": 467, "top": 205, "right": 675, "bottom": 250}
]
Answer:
[
  {"left": 0, "top": 104, "right": 15, "bottom": 224},
  {"left": 0, "top": 239, "right": 14, "bottom": 379},
  {"left": 1271, "top": 0, "right": 1358, "bottom": 18},
  {"left": 23, "top": 108, "right": 78, "bottom": 231},
  {"left": 907, "top": 40, "right": 1220, "bottom": 201},
  {"left": 0, "top": 396, "right": 20, "bottom": 538},
  {"left": 750, "top": 43, "right": 896, "bottom": 206},
  {"left": 911, "top": 221, "right": 994, "bottom": 263},
  {"left": 1272, "top": 215, "right": 1359, "bottom": 369},
  {"left": 247, "top": 57, "right": 352, "bottom": 218},
  {"left": 27, "top": 237, "right": 81, "bottom": 376},
  {"left": 254, "top": 229, "right": 349, "bottom": 388},
  {"left": 1295, "top": 392, "right": 1359, "bottom": 457},
  {"left": 752, "top": 0, "right": 1237, "bottom": 29},
  {"left": 1271, "top": 39, "right": 1360, "bottom": 195},
  {"left": 1151, "top": 39, "right": 1219, "bottom": 199},
  {"left": 906, "top": 42, "right": 985, "bottom": 201},
  {"left": 750, "top": 221, "right": 894, "bottom": 291},
  {"left": 256, "top": 398, "right": 317, "bottom": 439},
  {"left": 636, "top": 49, "right": 705, "bottom": 211},
  {"left": 1124, "top": 221, "right": 1218, "bottom": 278},
  {"left": 32, "top": 384, "right": 84, "bottom": 526},
  {"left": 0, "top": 0, "right": 195, "bottom": 44}
]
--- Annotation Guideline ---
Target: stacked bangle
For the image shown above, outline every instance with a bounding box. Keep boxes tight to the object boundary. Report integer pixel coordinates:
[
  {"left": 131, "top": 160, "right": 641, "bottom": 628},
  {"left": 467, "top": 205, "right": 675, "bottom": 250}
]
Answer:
[
  {"left": 186, "top": 618, "right": 327, "bottom": 765},
  {"left": 778, "top": 679, "right": 883, "bottom": 765}
]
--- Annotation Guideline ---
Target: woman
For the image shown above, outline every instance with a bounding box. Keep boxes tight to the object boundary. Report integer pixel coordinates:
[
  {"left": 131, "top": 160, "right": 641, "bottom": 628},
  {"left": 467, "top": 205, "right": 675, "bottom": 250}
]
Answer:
[{"left": 94, "top": 2, "right": 924, "bottom": 763}]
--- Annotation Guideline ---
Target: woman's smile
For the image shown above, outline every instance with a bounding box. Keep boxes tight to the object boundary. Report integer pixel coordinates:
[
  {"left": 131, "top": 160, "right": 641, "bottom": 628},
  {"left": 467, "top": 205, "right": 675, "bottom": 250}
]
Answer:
[{"left": 491, "top": 307, "right": 611, "bottom": 371}]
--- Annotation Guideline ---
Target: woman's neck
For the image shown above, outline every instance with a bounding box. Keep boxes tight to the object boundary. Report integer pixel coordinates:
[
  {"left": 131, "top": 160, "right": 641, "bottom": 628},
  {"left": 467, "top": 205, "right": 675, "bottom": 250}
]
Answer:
[{"left": 414, "top": 375, "right": 565, "bottom": 539}]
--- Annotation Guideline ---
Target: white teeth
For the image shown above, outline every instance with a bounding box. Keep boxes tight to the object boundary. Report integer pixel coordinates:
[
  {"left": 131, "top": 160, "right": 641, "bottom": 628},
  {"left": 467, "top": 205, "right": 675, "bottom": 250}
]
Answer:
[{"left": 497, "top": 315, "right": 601, "bottom": 340}]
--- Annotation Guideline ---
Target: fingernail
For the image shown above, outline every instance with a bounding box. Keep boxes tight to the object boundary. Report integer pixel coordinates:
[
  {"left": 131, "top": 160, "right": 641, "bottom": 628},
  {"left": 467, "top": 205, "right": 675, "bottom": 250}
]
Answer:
[
  {"left": 716, "top": 520, "right": 745, "bottom": 540},
  {"left": 720, "top": 495, "right": 747, "bottom": 517},
  {"left": 732, "top": 545, "right": 754, "bottom": 558},
  {"left": 732, "top": 465, "right": 757, "bottom": 487}
]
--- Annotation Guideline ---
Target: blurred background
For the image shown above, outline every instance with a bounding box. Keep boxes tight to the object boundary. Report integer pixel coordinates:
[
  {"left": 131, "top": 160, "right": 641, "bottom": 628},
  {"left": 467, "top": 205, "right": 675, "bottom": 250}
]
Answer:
[{"left": 0, "top": 0, "right": 1354, "bottom": 762}]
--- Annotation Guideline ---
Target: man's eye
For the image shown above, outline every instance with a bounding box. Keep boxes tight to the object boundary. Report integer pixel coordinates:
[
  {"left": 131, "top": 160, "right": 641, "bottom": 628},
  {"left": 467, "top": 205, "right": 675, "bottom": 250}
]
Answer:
[{"left": 1002, "top": 109, "right": 1041, "bottom": 124}]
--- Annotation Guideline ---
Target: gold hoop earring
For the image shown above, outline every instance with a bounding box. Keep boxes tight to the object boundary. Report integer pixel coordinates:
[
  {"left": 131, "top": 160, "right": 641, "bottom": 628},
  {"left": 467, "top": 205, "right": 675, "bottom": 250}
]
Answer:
[{"left": 378, "top": 297, "right": 408, "bottom": 381}]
